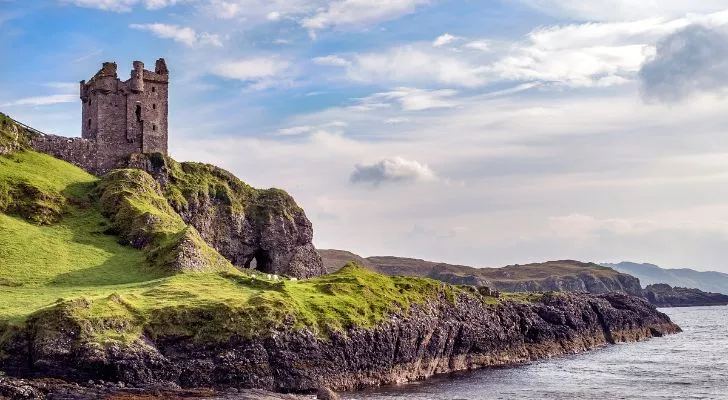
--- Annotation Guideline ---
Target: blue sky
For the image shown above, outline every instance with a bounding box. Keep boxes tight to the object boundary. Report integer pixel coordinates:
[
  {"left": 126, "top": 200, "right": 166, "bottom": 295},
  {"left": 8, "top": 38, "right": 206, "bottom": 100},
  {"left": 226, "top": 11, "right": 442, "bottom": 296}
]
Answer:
[{"left": 3, "top": 0, "right": 728, "bottom": 271}]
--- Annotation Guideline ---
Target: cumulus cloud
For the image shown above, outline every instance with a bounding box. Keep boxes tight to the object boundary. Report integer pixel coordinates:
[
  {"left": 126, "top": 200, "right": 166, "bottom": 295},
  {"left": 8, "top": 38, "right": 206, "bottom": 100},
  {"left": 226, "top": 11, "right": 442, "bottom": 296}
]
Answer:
[
  {"left": 62, "top": 0, "right": 180, "bottom": 12},
  {"left": 639, "top": 25, "right": 728, "bottom": 102},
  {"left": 302, "top": 0, "right": 433, "bottom": 31},
  {"left": 433, "top": 33, "right": 460, "bottom": 47},
  {"left": 130, "top": 23, "right": 222, "bottom": 47},
  {"left": 350, "top": 157, "right": 437, "bottom": 186}
]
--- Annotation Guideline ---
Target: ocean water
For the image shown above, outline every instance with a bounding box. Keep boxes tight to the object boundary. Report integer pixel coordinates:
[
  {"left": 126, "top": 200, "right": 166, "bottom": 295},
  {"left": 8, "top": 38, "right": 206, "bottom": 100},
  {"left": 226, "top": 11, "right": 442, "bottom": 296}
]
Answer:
[{"left": 343, "top": 306, "right": 728, "bottom": 400}]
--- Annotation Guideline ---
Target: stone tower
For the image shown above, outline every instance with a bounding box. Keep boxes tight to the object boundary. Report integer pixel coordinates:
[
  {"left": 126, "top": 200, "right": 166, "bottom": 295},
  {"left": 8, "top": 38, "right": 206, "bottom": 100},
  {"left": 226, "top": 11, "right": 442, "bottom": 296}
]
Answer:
[{"left": 79, "top": 59, "right": 169, "bottom": 174}]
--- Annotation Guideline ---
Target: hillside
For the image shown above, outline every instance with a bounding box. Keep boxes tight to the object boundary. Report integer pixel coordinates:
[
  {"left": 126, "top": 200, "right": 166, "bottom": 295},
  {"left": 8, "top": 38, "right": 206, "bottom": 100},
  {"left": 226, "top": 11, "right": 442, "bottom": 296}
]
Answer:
[
  {"left": 0, "top": 114, "right": 681, "bottom": 395},
  {"left": 604, "top": 262, "right": 728, "bottom": 294},
  {"left": 319, "top": 250, "right": 643, "bottom": 296}
]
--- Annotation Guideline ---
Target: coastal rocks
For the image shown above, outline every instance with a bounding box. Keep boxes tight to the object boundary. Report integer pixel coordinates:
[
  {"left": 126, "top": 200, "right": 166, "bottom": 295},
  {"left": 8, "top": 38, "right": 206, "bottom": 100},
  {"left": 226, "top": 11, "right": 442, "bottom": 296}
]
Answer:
[
  {"left": 128, "top": 153, "right": 325, "bottom": 278},
  {"left": 643, "top": 284, "right": 728, "bottom": 307},
  {"left": 0, "top": 292, "right": 680, "bottom": 394}
]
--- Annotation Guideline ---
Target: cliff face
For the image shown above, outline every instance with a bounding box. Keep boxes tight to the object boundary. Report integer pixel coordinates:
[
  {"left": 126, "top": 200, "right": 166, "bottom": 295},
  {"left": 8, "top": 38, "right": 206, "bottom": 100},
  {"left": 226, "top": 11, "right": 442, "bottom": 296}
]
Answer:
[
  {"left": 128, "top": 154, "right": 325, "bottom": 278},
  {"left": 1, "top": 291, "right": 679, "bottom": 393},
  {"left": 643, "top": 284, "right": 728, "bottom": 307}
]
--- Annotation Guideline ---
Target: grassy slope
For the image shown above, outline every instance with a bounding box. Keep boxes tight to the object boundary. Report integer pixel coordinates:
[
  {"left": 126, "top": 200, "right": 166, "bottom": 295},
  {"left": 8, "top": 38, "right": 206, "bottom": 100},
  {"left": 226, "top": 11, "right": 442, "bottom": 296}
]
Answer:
[{"left": 0, "top": 149, "right": 466, "bottom": 346}]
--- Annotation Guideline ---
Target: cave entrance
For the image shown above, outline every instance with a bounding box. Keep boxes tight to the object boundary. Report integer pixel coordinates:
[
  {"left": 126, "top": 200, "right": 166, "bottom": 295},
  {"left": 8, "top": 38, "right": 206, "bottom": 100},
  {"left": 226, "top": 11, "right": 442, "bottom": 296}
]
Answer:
[{"left": 244, "top": 249, "right": 272, "bottom": 273}]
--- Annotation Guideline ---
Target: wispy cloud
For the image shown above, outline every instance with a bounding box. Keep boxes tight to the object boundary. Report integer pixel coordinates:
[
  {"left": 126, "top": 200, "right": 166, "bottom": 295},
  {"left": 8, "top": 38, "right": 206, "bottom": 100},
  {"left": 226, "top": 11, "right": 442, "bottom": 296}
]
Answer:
[
  {"left": 130, "top": 23, "right": 223, "bottom": 47},
  {"left": 302, "top": 0, "right": 435, "bottom": 32},
  {"left": 62, "top": 0, "right": 181, "bottom": 13},
  {"left": 2, "top": 94, "right": 76, "bottom": 107}
]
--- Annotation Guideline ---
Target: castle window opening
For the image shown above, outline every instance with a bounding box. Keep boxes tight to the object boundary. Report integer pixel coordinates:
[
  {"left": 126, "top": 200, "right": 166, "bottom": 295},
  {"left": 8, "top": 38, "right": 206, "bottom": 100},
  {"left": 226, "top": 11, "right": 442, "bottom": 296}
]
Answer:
[
  {"left": 152, "top": 86, "right": 156, "bottom": 93},
  {"left": 135, "top": 104, "right": 142, "bottom": 123},
  {"left": 152, "top": 124, "right": 157, "bottom": 131},
  {"left": 153, "top": 104, "right": 156, "bottom": 110},
  {"left": 88, "top": 119, "right": 91, "bottom": 129}
]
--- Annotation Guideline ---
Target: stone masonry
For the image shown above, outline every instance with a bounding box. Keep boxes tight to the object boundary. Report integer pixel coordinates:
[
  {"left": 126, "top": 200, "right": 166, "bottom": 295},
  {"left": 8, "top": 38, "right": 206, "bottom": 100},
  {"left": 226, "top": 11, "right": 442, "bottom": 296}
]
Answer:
[{"left": 31, "top": 58, "right": 169, "bottom": 176}]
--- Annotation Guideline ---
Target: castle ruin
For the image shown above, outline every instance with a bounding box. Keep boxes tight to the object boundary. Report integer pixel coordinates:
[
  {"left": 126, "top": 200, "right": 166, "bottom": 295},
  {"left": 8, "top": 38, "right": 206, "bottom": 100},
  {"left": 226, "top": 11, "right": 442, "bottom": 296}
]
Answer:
[{"left": 32, "top": 59, "right": 169, "bottom": 175}]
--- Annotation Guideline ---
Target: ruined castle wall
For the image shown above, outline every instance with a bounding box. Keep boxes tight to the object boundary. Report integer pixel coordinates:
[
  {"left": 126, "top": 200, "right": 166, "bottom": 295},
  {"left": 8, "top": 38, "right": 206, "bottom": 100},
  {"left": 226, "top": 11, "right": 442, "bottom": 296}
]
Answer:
[{"left": 30, "top": 135, "right": 99, "bottom": 175}]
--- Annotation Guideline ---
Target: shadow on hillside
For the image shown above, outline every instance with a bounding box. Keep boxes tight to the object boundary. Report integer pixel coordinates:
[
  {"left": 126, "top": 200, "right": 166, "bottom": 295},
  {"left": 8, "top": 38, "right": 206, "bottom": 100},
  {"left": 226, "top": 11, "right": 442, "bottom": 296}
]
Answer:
[{"left": 49, "top": 181, "right": 166, "bottom": 287}]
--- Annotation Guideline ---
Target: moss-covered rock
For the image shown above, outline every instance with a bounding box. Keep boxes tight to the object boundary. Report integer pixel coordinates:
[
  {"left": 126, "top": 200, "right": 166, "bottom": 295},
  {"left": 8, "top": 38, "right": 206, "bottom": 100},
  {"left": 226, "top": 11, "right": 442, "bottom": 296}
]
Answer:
[
  {"left": 95, "top": 169, "right": 235, "bottom": 273},
  {"left": 0, "top": 113, "right": 33, "bottom": 155},
  {"left": 126, "top": 153, "right": 325, "bottom": 278}
]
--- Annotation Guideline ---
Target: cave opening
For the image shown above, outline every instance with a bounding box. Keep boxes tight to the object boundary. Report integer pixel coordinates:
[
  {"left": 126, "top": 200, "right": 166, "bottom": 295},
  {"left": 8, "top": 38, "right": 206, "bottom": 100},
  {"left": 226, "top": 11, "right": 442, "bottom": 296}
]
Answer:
[{"left": 244, "top": 249, "right": 272, "bottom": 273}]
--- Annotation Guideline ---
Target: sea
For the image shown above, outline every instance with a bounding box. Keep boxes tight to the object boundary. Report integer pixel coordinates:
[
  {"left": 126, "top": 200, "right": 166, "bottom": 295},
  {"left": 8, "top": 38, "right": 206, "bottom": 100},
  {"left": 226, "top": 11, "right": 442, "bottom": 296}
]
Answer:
[{"left": 343, "top": 306, "right": 728, "bottom": 400}]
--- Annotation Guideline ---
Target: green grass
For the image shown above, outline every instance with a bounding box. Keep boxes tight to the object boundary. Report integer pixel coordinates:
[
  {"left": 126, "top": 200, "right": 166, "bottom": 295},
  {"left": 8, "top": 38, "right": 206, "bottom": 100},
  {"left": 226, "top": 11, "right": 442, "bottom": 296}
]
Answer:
[{"left": 0, "top": 150, "right": 470, "bottom": 349}]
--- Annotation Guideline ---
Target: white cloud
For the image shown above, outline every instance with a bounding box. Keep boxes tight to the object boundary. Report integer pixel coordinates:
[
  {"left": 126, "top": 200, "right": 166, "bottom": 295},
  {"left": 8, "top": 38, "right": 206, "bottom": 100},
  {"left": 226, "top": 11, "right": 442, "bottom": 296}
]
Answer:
[
  {"left": 2, "top": 94, "right": 76, "bottom": 107},
  {"left": 267, "top": 11, "right": 282, "bottom": 21},
  {"left": 302, "top": 0, "right": 433, "bottom": 31},
  {"left": 464, "top": 40, "right": 491, "bottom": 51},
  {"left": 346, "top": 46, "right": 489, "bottom": 87},
  {"left": 355, "top": 87, "right": 459, "bottom": 111},
  {"left": 350, "top": 157, "right": 437, "bottom": 186},
  {"left": 130, "top": 23, "right": 223, "bottom": 47},
  {"left": 210, "top": 58, "right": 290, "bottom": 81},
  {"left": 385, "top": 117, "right": 411, "bottom": 124},
  {"left": 433, "top": 33, "right": 460, "bottom": 47},
  {"left": 313, "top": 55, "right": 352, "bottom": 67},
  {"left": 278, "top": 126, "right": 314, "bottom": 136},
  {"left": 62, "top": 0, "right": 180, "bottom": 12},
  {"left": 515, "top": 0, "right": 728, "bottom": 22}
]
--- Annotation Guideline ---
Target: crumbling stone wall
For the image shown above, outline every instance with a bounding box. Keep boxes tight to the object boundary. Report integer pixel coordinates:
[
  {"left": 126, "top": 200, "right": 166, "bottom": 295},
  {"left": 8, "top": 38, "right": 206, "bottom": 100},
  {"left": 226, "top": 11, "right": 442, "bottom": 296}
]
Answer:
[{"left": 30, "top": 135, "right": 99, "bottom": 174}]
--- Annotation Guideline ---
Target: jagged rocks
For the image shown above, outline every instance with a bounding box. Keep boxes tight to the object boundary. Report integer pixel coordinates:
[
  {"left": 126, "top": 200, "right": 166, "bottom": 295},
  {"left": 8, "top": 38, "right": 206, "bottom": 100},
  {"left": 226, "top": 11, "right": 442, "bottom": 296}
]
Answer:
[
  {"left": 0, "top": 291, "right": 680, "bottom": 393},
  {"left": 127, "top": 153, "right": 325, "bottom": 278}
]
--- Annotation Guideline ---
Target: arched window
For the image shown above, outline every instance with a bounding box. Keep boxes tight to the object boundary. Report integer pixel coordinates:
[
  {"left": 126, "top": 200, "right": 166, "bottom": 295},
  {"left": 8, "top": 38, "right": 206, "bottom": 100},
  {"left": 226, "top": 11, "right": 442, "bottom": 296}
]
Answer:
[{"left": 135, "top": 104, "right": 142, "bottom": 123}]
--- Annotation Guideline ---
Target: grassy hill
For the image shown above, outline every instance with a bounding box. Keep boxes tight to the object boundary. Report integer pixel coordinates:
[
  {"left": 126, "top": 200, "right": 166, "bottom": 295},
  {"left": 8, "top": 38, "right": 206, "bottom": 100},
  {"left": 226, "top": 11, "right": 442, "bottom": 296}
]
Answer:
[{"left": 0, "top": 115, "right": 472, "bottom": 348}]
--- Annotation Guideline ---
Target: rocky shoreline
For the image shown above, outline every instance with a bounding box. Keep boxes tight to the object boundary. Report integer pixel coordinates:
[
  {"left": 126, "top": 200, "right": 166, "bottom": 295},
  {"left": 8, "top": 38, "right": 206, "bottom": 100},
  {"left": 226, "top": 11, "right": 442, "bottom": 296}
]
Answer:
[{"left": 1, "top": 291, "right": 680, "bottom": 398}]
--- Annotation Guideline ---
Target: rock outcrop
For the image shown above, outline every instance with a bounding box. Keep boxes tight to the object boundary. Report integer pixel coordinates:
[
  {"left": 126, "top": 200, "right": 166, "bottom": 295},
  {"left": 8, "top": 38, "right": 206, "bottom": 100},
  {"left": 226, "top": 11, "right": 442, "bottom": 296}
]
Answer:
[
  {"left": 1, "top": 291, "right": 679, "bottom": 393},
  {"left": 643, "top": 284, "right": 728, "bottom": 307},
  {"left": 126, "top": 153, "right": 325, "bottom": 278}
]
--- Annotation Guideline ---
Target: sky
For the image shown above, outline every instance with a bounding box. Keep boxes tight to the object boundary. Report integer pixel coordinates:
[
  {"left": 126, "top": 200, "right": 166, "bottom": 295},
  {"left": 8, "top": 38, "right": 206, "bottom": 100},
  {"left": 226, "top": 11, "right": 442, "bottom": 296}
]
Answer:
[{"left": 2, "top": 1, "right": 728, "bottom": 272}]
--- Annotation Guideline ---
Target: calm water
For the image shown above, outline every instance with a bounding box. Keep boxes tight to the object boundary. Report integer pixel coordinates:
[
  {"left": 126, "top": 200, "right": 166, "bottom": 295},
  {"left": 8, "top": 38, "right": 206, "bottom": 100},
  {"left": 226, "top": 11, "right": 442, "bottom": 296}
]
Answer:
[{"left": 343, "top": 306, "right": 728, "bottom": 400}]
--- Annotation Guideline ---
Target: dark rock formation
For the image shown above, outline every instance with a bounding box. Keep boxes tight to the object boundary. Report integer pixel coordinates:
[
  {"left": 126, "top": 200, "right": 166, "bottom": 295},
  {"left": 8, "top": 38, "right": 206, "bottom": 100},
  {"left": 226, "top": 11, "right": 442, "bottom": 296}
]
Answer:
[
  {"left": 0, "top": 292, "right": 679, "bottom": 394},
  {"left": 127, "top": 154, "right": 325, "bottom": 278},
  {"left": 643, "top": 284, "right": 728, "bottom": 307},
  {"left": 0, "top": 376, "right": 305, "bottom": 399}
]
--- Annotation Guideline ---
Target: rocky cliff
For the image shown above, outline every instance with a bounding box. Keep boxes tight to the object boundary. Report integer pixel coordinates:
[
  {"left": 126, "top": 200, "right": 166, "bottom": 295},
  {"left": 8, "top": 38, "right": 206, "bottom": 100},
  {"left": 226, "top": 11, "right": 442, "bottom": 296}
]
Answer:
[
  {"left": 643, "top": 284, "right": 728, "bottom": 307},
  {"left": 127, "top": 153, "right": 325, "bottom": 278},
  {"left": 0, "top": 271, "right": 679, "bottom": 394}
]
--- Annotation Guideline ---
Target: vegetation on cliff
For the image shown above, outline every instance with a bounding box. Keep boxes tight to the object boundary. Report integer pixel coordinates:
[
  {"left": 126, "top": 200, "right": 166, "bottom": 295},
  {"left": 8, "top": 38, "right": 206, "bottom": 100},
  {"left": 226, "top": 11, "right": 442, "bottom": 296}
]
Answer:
[
  {"left": 0, "top": 149, "right": 464, "bottom": 348},
  {"left": 147, "top": 154, "right": 302, "bottom": 224}
]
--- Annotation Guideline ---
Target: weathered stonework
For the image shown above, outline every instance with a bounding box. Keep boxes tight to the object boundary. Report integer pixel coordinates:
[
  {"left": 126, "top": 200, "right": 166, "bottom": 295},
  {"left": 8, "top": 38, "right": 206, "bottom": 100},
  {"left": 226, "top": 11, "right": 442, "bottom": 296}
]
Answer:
[{"left": 28, "top": 58, "right": 169, "bottom": 176}]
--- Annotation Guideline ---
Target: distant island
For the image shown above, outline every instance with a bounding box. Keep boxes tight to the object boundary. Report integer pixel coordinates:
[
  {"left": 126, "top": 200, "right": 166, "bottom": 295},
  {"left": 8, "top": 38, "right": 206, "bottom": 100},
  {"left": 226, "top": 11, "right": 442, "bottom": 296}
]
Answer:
[
  {"left": 320, "top": 250, "right": 728, "bottom": 308},
  {"left": 604, "top": 261, "right": 728, "bottom": 294}
]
